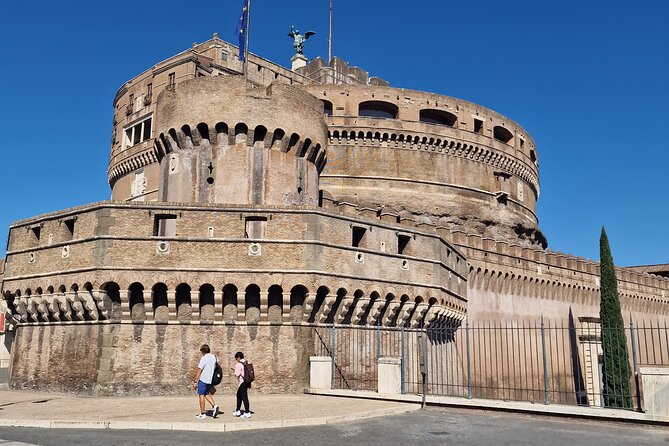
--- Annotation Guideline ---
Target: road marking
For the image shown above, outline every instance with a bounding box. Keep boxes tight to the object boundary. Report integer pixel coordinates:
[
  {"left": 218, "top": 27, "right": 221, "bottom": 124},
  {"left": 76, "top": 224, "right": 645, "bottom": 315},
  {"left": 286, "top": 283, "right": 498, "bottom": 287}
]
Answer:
[{"left": 0, "top": 440, "right": 40, "bottom": 445}]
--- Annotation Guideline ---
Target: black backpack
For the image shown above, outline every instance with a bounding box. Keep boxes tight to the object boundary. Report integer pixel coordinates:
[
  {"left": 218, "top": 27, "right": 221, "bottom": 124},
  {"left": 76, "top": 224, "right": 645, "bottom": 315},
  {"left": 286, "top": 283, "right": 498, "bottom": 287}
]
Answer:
[{"left": 211, "top": 358, "right": 223, "bottom": 386}]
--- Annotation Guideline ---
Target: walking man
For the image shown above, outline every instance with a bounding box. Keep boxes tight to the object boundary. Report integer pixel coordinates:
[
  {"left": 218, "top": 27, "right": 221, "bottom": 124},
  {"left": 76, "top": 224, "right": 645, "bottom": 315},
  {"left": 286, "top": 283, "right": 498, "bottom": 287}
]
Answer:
[
  {"left": 193, "top": 344, "right": 220, "bottom": 419},
  {"left": 233, "top": 351, "right": 252, "bottom": 418}
]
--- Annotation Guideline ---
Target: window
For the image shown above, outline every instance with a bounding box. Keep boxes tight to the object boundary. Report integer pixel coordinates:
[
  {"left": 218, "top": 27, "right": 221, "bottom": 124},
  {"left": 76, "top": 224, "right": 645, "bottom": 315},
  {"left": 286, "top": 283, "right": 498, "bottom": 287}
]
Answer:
[
  {"left": 474, "top": 118, "right": 484, "bottom": 134},
  {"left": 398, "top": 234, "right": 411, "bottom": 255},
  {"left": 221, "top": 51, "right": 228, "bottom": 61},
  {"left": 124, "top": 116, "right": 152, "bottom": 148},
  {"left": 322, "top": 100, "right": 333, "bottom": 116},
  {"left": 352, "top": 226, "right": 367, "bottom": 248},
  {"left": 31, "top": 226, "right": 41, "bottom": 241},
  {"left": 245, "top": 217, "right": 267, "bottom": 239},
  {"left": 358, "top": 101, "right": 398, "bottom": 119},
  {"left": 64, "top": 218, "right": 75, "bottom": 240},
  {"left": 419, "top": 109, "right": 457, "bottom": 127},
  {"left": 493, "top": 126, "right": 513, "bottom": 144},
  {"left": 168, "top": 72, "right": 176, "bottom": 89},
  {"left": 153, "top": 214, "right": 177, "bottom": 237},
  {"left": 147, "top": 83, "right": 153, "bottom": 96}
]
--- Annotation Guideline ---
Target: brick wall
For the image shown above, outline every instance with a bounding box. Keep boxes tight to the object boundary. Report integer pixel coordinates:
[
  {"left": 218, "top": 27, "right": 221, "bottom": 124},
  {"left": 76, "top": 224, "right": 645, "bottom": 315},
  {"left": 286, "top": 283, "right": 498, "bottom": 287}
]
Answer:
[{"left": 10, "top": 323, "right": 313, "bottom": 395}]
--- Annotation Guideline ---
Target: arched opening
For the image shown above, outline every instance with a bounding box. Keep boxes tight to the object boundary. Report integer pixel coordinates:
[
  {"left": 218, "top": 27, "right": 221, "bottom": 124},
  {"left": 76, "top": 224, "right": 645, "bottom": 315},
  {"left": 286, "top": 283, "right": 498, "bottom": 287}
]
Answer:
[
  {"left": 267, "top": 285, "right": 283, "bottom": 323},
  {"left": 359, "top": 291, "right": 380, "bottom": 326},
  {"left": 493, "top": 126, "right": 513, "bottom": 144},
  {"left": 419, "top": 109, "right": 457, "bottom": 127},
  {"left": 235, "top": 123, "right": 248, "bottom": 144},
  {"left": 175, "top": 283, "right": 192, "bottom": 321},
  {"left": 325, "top": 288, "right": 347, "bottom": 324},
  {"left": 286, "top": 133, "right": 300, "bottom": 152},
  {"left": 152, "top": 283, "right": 169, "bottom": 322},
  {"left": 196, "top": 123, "right": 210, "bottom": 142},
  {"left": 245, "top": 284, "right": 261, "bottom": 324},
  {"left": 199, "top": 283, "right": 215, "bottom": 323},
  {"left": 181, "top": 125, "right": 192, "bottom": 143},
  {"left": 321, "top": 100, "right": 333, "bottom": 116},
  {"left": 342, "top": 289, "right": 364, "bottom": 325},
  {"left": 289, "top": 285, "right": 308, "bottom": 323},
  {"left": 128, "top": 282, "right": 145, "bottom": 321},
  {"left": 215, "top": 122, "right": 228, "bottom": 146},
  {"left": 223, "top": 284, "right": 238, "bottom": 323},
  {"left": 101, "top": 281, "right": 121, "bottom": 321},
  {"left": 358, "top": 101, "right": 398, "bottom": 119},
  {"left": 392, "top": 295, "right": 410, "bottom": 327},
  {"left": 307, "top": 286, "right": 329, "bottom": 323},
  {"left": 298, "top": 138, "right": 311, "bottom": 158},
  {"left": 253, "top": 125, "right": 267, "bottom": 148},
  {"left": 271, "top": 128, "right": 285, "bottom": 149}
]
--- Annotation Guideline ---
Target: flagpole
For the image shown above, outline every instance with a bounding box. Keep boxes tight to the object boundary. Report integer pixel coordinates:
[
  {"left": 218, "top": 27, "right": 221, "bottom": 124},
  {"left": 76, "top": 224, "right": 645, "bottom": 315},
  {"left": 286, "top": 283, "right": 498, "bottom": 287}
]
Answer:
[
  {"left": 328, "top": 0, "right": 333, "bottom": 63},
  {"left": 244, "top": 0, "right": 251, "bottom": 81}
]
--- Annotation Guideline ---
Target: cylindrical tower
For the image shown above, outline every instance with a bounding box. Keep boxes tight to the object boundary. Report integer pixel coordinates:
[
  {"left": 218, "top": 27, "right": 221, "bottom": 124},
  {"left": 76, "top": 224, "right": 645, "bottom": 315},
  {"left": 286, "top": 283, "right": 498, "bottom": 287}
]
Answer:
[
  {"left": 154, "top": 76, "right": 328, "bottom": 206},
  {"left": 301, "top": 84, "right": 544, "bottom": 246}
]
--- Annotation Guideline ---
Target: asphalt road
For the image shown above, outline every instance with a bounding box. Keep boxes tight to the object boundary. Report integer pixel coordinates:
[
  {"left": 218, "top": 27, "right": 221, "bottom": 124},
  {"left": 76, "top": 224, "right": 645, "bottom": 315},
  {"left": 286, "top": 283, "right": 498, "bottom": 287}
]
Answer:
[{"left": 0, "top": 407, "right": 667, "bottom": 446}]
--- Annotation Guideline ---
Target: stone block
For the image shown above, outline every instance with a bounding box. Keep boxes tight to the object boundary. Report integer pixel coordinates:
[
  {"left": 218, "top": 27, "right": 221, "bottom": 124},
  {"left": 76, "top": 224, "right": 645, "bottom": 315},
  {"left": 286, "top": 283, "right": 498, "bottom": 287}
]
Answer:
[
  {"left": 309, "top": 356, "right": 332, "bottom": 390},
  {"left": 640, "top": 367, "right": 669, "bottom": 416},
  {"left": 378, "top": 356, "right": 402, "bottom": 395}
]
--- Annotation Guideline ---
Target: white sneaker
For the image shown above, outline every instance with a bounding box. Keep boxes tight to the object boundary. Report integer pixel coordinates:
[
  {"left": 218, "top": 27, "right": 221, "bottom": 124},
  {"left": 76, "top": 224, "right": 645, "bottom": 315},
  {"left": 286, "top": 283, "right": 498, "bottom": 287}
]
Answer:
[
  {"left": 195, "top": 413, "right": 207, "bottom": 420},
  {"left": 212, "top": 405, "right": 220, "bottom": 418},
  {"left": 240, "top": 412, "right": 252, "bottom": 419},
  {"left": 232, "top": 410, "right": 242, "bottom": 417}
]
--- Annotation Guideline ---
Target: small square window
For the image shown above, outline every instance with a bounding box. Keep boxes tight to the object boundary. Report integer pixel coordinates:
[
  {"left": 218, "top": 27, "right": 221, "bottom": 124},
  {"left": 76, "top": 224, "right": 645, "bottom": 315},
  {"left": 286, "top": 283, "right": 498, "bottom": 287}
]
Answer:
[
  {"left": 474, "top": 118, "right": 483, "bottom": 134},
  {"left": 245, "top": 217, "right": 267, "bottom": 239},
  {"left": 154, "top": 214, "right": 177, "bottom": 237},
  {"left": 398, "top": 234, "right": 411, "bottom": 255},
  {"left": 352, "top": 226, "right": 367, "bottom": 248}
]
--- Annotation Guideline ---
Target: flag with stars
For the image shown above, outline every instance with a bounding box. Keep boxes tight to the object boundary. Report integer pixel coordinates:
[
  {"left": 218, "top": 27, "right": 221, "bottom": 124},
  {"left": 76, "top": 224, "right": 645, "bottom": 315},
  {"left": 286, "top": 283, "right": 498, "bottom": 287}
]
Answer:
[{"left": 236, "top": 0, "right": 249, "bottom": 61}]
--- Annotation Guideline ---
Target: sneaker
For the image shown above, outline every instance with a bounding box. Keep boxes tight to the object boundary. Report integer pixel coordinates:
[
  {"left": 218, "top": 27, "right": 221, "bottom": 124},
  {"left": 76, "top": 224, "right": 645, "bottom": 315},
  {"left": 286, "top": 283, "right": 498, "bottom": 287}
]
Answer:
[
  {"left": 232, "top": 410, "right": 242, "bottom": 417},
  {"left": 195, "top": 413, "right": 207, "bottom": 420},
  {"left": 240, "top": 412, "right": 252, "bottom": 419},
  {"left": 212, "top": 405, "right": 220, "bottom": 418}
]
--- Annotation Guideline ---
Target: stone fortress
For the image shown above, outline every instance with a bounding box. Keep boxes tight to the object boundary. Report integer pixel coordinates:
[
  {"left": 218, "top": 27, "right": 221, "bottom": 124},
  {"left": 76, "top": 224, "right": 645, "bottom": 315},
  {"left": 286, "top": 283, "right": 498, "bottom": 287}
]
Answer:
[{"left": 0, "top": 34, "right": 667, "bottom": 394}]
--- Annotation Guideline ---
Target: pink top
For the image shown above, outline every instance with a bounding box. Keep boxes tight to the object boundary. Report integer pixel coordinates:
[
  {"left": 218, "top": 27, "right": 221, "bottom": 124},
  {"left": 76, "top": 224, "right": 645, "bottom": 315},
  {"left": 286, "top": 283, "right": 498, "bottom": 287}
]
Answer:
[{"left": 234, "top": 360, "right": 246, "bottom": 385}]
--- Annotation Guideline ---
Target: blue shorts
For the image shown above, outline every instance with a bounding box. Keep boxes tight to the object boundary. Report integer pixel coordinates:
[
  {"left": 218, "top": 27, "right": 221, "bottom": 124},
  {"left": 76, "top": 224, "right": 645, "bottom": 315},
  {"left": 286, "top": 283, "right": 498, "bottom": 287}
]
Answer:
[{"left": 197, "top": 380, "right": 213, "bottom": 396}]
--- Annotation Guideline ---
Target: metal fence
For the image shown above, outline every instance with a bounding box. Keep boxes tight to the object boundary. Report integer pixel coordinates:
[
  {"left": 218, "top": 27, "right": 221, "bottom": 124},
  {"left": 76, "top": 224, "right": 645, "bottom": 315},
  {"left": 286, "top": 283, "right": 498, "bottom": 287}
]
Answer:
[{"left": 312, "top": 318, "right": 669, "bottom": 410}]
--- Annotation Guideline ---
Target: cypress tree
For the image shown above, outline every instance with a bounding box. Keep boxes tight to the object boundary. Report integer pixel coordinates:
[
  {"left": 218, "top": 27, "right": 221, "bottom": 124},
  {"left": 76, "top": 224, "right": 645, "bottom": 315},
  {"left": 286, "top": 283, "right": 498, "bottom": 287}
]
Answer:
[{"left": 599, "top": 227, "right": 632, "bottom": 408}]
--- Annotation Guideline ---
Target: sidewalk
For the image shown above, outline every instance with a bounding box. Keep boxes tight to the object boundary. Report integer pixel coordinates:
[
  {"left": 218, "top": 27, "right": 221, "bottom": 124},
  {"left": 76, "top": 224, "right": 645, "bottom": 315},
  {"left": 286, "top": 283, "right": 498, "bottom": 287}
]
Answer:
[
  {"left": 0, "top": 390, "right": 419, "bottom": 432},
  {"left": 305, "top": 388, "right": 669, "bottom": 426}
]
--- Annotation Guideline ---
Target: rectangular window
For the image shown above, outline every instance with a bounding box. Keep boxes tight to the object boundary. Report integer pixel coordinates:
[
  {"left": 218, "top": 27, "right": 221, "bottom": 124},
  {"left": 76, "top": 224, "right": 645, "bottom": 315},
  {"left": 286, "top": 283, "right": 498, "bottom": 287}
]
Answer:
[
  {"left": 153, "top": 214, "right": 177, "bottom": 237},
  {"left": 474, "top": 118, "right": 483, "bottom": 134},
  {"left": 352, "top": 226, "right": 367, "bottom": 248},
  {"left": 31, "top": 226, "right": 41, "bottom": 241},
  {"left": 398, "top": 234, "right": 411, "bottom": 255},
  {"left": 221, "top": 51, "right": 228, "bottom": 61},
  {"left": 124, "top": 116, "right": 152, "bottom": 148},
  {"left": 245, "top": 217, "right": 267, "bottom": 239},
  {"left": 147, "top": 83, "right": 153, "bottom": 96},
  {"left": 168, "top": 72, "right": 176, "bottom": 88},
  {"left": 64, "top": 218, "right": 75, "bottom": 240}
]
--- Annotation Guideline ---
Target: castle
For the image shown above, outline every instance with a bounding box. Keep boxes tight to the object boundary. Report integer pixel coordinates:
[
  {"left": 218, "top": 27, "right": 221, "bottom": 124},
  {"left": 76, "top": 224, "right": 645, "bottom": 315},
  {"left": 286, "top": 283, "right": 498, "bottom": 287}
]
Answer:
[{"left": 0, "top": 34, "right": 666, "bottom": 394}]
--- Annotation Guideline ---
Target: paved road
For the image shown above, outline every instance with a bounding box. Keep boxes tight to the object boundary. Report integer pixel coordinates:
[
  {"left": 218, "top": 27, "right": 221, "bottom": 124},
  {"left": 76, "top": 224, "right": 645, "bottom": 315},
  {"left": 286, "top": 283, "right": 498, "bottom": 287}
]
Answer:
[{"left": 0, "top": 407, "right": 666, "bottom": 446}]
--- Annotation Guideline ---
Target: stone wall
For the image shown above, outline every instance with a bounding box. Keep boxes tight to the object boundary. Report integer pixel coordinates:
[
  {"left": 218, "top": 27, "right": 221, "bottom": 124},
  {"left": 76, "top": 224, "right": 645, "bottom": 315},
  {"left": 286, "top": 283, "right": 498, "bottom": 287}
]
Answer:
[{"left": 9, "top": 322, "right": 312, "bottom": 395}]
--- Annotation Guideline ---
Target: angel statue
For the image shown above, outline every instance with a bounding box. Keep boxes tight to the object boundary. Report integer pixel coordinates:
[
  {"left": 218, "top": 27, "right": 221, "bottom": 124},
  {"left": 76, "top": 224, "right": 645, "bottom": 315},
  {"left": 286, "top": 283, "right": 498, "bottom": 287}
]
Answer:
[{"left": 287, "top": 26, "right": 315, "bottom": 55}]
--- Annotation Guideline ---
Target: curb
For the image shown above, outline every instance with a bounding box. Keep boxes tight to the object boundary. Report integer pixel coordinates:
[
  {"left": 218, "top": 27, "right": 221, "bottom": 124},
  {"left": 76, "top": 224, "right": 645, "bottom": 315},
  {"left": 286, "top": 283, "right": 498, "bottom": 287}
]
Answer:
[
  {"left": 305, "top": 389, "right": 669, "bottom": 426},
  {"left": 0, "top": 404, "right": 419, "bottom": 432}
]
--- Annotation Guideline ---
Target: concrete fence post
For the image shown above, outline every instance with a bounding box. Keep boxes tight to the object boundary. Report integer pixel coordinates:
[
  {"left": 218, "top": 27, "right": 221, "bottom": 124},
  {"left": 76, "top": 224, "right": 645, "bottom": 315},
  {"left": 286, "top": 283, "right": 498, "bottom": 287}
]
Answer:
[
  {"left": 378, "top": 356, "right": 402, "bottom": 395},
  {"left": 310, "top": 356, "right": 333, "bottom": 390}
]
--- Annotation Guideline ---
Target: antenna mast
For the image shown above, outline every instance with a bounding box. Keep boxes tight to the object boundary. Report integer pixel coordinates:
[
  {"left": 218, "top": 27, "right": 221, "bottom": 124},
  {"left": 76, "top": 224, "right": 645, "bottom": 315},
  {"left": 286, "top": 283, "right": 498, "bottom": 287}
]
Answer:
[{"left": 328, "top": 0, "right": 333, "bottom": 63}]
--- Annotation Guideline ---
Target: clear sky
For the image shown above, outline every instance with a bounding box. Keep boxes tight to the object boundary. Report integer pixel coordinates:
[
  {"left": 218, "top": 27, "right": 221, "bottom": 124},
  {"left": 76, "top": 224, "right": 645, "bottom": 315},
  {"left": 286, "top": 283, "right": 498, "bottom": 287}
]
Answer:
[{"left": 0, "top": 0, "right": 667, "bottom": 266}]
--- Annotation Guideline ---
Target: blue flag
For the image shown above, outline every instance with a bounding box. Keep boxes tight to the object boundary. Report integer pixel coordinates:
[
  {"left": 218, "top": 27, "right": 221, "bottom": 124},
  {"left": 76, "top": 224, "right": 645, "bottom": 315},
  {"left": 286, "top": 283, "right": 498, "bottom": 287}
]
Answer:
[{"left": 236, "top": 0, "right": 249, "bottom": 61}]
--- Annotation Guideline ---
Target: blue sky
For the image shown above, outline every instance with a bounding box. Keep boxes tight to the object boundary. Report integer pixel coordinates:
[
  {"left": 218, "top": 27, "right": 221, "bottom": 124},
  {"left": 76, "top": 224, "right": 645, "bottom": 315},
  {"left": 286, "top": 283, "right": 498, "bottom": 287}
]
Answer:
[{"left": 0, "top": 0, "right": 667, "bottom": 266}]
